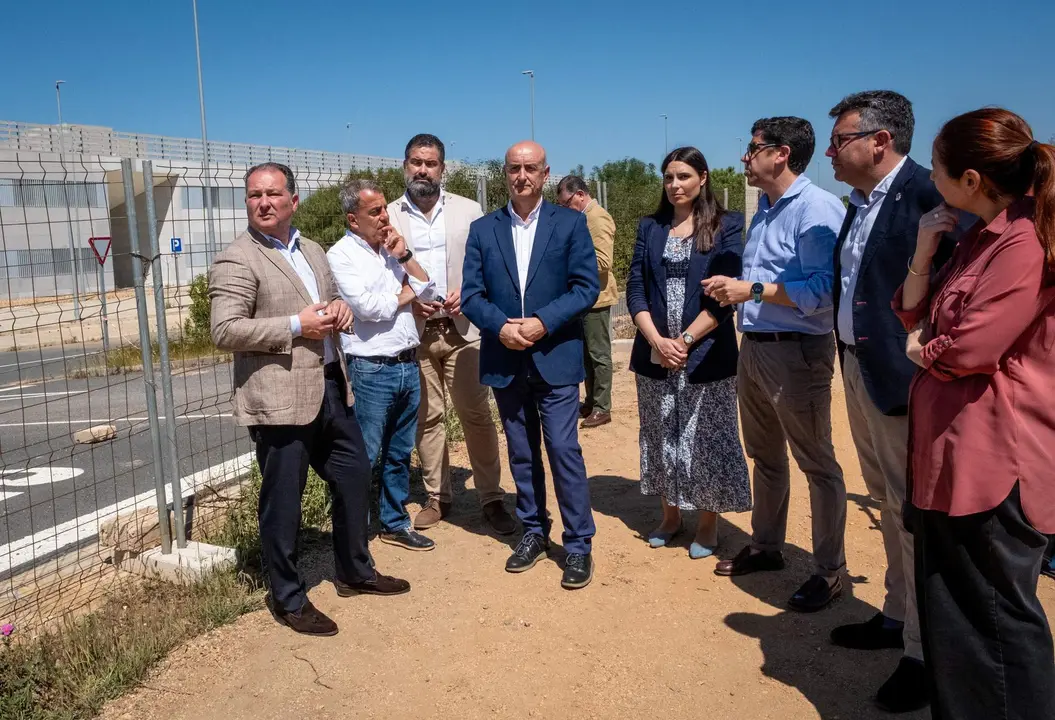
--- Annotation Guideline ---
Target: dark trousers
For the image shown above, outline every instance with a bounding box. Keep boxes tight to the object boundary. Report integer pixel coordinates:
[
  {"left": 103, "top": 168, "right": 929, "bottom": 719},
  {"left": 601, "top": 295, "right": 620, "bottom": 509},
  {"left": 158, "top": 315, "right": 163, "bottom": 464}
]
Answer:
[
  {"left": 250, "top": 371, "right": 374, "bottom": 614},
  {"left": 582, "top": 307, "right": 613, "bottom": 414},
  {"left": 492, "top": 363, "right": 596, "bottom": 555},
  {"left": 916, "top": 483, "right": 1055, "bottom": 720}
]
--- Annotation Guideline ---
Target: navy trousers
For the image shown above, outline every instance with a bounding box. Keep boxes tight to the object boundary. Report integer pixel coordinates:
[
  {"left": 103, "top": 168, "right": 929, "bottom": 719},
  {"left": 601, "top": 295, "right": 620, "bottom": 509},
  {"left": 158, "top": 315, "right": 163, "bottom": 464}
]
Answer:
[
  {"left": 492, "top": 362, "right": 596, "bottom": 554},
  {"left": 250, "top": 369, "right": 374, "bottom": 614}
]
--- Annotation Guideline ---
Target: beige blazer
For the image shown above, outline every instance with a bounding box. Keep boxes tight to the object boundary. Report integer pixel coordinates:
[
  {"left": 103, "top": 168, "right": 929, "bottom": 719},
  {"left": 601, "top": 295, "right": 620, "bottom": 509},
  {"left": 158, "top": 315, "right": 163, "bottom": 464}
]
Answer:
[
  {"left": 387, "top": 190, "right": 484, "bottom": 342},
  {"left": 584, "top": 200, "right": 619, "bottom": 309},
  {"left": 209, "top": 228, "right": 352, "bottom": 427}
]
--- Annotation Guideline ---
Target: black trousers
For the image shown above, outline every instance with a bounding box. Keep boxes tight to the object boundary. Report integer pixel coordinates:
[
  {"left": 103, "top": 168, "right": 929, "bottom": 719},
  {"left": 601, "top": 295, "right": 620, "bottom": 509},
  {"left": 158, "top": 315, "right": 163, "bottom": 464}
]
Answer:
[
  {"left": 916, "top": 483, "right": 1055, "bottom": 720},
  {"left": 250, "top": 371, "right": 374, "bottom": 614}
]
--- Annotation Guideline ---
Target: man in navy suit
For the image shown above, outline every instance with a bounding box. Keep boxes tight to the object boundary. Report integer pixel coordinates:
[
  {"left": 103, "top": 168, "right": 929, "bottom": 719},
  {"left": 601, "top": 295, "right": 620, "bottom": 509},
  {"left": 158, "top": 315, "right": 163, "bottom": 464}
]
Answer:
[
  {"left": 461, "top": 141, "right": 600, "bottom": 589},
  {"left": 824, "top": 90, "right": 957, "bottom": 714}
]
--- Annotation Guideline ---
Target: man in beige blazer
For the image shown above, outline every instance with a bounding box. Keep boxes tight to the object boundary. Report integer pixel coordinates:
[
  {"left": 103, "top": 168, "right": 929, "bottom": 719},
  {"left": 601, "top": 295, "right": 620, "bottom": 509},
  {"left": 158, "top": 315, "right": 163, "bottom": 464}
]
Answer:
[
  {"left": 386, "top": 134, "right": 515, "bottom": 535},
  {"left": 210, "top": 162, "right": 409, "bottom": 637},
  {"left": 556, "top": 176, "right": 618, "bottom": 428}
]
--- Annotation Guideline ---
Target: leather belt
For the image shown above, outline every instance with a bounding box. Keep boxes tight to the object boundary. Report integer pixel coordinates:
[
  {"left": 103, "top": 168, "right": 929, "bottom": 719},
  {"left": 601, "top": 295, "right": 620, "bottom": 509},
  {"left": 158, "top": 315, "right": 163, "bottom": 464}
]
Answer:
[
  {"left": 426, "top": 317, "right": 452, "bottom": 328},
  {"left": 354, "top": 348, "right": 418, "bottom": 365},
  {"left": 742, "top": 331, "right": 807, "bottom": 343}
]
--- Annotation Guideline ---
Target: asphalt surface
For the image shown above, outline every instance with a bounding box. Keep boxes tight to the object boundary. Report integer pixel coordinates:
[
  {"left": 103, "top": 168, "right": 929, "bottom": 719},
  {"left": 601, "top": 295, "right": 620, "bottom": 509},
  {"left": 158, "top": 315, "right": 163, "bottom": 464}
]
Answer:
[
  {"left": 0, "top": 344, "right": 107, "bottom": 387},
  {"left": 0, "top": 359, "right": 251, "bottom": 574}
]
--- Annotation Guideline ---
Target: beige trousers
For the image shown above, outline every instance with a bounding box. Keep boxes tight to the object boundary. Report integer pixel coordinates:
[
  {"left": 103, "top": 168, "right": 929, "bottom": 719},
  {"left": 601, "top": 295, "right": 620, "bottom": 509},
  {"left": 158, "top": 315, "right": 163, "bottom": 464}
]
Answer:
[
  {"left": 842, "top": 350, "right": 921, "bottom": 661},
  {"left": 416, "top": 320, "right": 503, "bottom": 507}
]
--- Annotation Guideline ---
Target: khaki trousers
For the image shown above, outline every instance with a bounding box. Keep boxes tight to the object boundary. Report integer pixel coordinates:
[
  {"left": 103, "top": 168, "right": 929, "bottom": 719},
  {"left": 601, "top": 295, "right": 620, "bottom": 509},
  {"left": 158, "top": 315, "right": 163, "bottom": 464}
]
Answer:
[
  {"left": 737, "top": 333, "right": 847, "bottom": 577},
  {"left": 842, "top": 350, "right": 921, "bottom": 660},
  {"left": 416, "top": 320, "right": 503, "bottom": 506}
]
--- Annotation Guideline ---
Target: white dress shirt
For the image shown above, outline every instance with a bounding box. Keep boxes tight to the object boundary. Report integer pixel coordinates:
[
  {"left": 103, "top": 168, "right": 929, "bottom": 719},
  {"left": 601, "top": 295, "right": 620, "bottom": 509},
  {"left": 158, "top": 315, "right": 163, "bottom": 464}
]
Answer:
[
  {"left": 837, "top": 156, "right": 907, "bottom": 346},
  {"left": 509, "top": 198, "right": 543, "bottom": 315},
  {"left": 264, "top": 228, "right": 337, "bottom": 364},
  {"left": 401, "top": 192, "right": 448, "bottom": 315},
  {"left": 326, "top": 230, "right": 436, "bottom": 358}
]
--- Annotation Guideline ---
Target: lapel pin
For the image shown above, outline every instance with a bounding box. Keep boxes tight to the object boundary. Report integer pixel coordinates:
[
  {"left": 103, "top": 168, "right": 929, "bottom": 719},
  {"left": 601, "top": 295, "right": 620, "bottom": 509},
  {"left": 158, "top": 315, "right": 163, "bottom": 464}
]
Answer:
[{"left": 894, "top": 192, "right": 902, "bottom": 202}]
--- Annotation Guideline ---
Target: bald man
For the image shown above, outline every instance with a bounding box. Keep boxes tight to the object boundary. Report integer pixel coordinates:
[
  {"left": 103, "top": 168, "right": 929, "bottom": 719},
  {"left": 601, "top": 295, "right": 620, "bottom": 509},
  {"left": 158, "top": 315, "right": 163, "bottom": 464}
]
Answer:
[{"left": 461, "top": 141, "right": 601, "bottom": 589}]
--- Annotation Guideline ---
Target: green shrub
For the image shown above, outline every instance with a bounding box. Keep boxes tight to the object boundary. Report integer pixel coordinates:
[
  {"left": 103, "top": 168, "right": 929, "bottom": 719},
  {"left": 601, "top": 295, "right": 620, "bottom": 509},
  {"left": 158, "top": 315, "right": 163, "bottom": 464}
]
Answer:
[{"left": 183, "top": 273, "right": 213, "bottom": 346}]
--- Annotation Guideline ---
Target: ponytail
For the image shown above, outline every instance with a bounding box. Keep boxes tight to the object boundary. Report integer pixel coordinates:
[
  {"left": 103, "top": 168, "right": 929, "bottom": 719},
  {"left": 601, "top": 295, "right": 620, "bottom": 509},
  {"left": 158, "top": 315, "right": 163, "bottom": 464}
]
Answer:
[{"left": 1030, "top": 140, "right": 1055, "bottom": 271}]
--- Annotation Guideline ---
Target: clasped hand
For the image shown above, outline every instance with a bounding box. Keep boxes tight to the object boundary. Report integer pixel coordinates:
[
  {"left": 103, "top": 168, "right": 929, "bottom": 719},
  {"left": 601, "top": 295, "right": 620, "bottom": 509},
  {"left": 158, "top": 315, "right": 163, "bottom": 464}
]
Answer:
[
  {"left": 298, "top": 299, "right": 352, "bottom": 339},
  {"left": 499, "top": 317, "right": 546, "bottom": 350}
]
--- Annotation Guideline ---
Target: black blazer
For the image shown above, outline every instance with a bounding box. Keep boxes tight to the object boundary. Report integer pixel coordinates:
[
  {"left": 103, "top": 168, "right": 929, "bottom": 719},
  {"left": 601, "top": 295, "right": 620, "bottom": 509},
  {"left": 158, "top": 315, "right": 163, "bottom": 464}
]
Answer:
[
  {"left": 626, "top": 212, "right": 744, "bottom": 384},
  {"left": 832, "top": 157, "right": 957, "bottom": 415}
]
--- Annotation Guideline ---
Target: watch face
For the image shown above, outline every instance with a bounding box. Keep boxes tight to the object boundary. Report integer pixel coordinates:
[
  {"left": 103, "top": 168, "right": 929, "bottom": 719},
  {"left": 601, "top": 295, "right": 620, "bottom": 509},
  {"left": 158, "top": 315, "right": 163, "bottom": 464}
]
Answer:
[{"left": 751, "top": 282, "right": 764, "bottom": 295}]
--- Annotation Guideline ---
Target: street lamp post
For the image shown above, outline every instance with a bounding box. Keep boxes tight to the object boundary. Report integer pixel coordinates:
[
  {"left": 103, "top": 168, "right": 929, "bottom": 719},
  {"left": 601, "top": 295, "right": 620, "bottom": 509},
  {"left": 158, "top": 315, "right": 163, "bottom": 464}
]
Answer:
[
  {"left": 192, "top": 0, "right": 217, "bottom": 265},
  {"left": 660, "top": 114, "right": 669, "bottom": 154},
  {"left": 737, "top": 136, "right": 743, "bottom": 162},
  {"left": 521, "top": 70, "right": 535, "bottom": 140},
  {"left": 55, "top": 80, "right": 81, "bottom": 320}
]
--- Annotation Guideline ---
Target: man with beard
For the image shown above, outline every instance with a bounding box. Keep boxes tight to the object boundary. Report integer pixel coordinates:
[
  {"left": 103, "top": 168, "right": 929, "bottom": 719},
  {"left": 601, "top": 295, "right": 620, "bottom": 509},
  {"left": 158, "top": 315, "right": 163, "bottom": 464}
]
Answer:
[{"left": 386, "top": 134, "right": 517, "bottom": 536}]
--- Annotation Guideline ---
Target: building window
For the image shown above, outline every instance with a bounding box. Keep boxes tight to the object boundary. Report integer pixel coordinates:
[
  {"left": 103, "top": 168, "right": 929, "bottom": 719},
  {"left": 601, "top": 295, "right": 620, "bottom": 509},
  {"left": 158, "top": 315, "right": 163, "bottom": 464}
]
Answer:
[{"left": 0, "top": 180, "right": 106, "bottom": 209}]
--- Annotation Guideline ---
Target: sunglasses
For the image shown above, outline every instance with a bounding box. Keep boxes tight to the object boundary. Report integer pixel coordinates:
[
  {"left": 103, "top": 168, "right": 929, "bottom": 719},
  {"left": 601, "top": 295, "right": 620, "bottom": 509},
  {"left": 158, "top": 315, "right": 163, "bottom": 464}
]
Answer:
[
  {"left": 829, "top": 130, "right": 880, "bottom": 151},
  {"left": 744, "top": 141, "right": 780, "bottom": 158}
]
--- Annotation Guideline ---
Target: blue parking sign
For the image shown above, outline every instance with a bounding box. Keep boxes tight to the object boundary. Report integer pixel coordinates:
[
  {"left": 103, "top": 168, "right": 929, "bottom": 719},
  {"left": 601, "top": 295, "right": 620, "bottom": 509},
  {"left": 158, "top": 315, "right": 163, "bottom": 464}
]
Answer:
[{"left": 171, "top": 237, "right": 183, "bottom": 254}]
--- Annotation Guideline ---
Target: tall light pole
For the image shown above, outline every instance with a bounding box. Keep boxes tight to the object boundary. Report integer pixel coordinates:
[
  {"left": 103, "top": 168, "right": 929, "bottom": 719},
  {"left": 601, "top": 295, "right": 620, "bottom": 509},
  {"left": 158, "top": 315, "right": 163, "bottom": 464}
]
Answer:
[
  {"left": 660, "top": 114, "right": 669, "bottom": 154},
  {"left": 737, "top": 136, "right": 743, "bottom": 163},
  {"left": 521, "top": 70, "right": 535, "bottom": 140},
  {"left": 55, "top": 80, "right": 81, "bottom": 320},
  {"left": 192, "top": 0, "right": 217, "bottom": 265}
]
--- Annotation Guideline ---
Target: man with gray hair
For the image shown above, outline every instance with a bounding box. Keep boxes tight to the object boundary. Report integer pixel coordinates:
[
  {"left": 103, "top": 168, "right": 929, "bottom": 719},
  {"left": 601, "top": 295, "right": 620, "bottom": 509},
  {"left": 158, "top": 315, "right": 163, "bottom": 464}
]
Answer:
[
  {"left": 824, "top": 89, "right": 957, "bottom": 714},
  {"left": 327, "top": 179, "right": 439, "bottom": 552}
]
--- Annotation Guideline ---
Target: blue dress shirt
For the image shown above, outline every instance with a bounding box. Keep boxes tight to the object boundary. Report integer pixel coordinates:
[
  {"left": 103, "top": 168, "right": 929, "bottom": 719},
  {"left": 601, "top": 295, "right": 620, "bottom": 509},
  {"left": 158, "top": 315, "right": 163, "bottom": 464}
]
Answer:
[{"left": 737, "top": 175, "right": 845, "bottom": 335}]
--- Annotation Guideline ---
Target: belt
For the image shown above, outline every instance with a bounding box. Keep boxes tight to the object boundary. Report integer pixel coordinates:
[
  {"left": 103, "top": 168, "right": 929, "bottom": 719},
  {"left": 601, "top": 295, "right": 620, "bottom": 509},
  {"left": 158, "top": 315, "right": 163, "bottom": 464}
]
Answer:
[
  {"left": 742, "top": 331, "right": 807, "bottom": 343},
  {"left": 323, "top": 361, "right": 344, "bottom": 380},
  {"left": 354, "top": 348, "right": 418, "bottom": 365},
  {"left": 426, "top": 317, "right": 452, "bottom": 328}
]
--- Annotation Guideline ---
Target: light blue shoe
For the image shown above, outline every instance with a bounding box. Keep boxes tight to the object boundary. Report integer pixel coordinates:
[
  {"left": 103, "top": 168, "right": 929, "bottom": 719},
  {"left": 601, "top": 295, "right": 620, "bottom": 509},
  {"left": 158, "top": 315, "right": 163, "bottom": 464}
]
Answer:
[
  {"left": 647, "top": 524, "right": 683, "bottom": 548},
  {"left": 689, "top": 542, "right": 716, "bottom": 560}
]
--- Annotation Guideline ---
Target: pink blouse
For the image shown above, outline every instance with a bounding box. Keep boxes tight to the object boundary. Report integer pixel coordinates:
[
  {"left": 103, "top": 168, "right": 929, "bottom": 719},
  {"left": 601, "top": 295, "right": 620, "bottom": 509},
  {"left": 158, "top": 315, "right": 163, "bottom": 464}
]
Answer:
[{"left": 892, "top": 198, "right": 1055, "bottom": 531}]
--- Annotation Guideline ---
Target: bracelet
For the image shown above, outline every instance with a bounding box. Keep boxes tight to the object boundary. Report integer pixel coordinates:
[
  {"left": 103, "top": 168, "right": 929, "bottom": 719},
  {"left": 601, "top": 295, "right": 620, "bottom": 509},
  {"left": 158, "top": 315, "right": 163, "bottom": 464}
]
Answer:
[
  {"left": 397, "top": 249, "right": 414, "bottom": 264},
  {"left": 907, "top": 255, "right": 930, "bottom": 277}
]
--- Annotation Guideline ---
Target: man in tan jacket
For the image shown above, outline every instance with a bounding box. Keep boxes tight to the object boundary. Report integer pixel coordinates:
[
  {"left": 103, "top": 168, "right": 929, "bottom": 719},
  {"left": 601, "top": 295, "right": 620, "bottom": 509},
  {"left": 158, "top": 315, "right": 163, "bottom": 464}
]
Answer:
[
  {"left": 210, "top": 162, "right": 409, "bottom": 637},
  {"left": 556, "top": 176, "right": 617, "bottom": 428},
  {"left": 386, "top": 134, "right": 516, "bottom": 535}
]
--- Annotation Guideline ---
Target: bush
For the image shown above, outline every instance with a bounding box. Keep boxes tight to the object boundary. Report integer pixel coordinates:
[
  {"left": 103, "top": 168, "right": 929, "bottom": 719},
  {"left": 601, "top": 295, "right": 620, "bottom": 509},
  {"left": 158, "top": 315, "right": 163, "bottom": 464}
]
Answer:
[{"left": 183, "top": 273, "right": 213, "bottom": 346}]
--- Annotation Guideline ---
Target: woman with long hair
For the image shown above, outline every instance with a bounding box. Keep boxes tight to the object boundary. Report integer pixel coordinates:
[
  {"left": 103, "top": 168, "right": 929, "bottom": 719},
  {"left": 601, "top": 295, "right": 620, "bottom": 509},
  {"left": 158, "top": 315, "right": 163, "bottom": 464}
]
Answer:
[
  {"left": 894, "top": 108, "right": 1055, "bottom": 719},
  {"left": 625, "top": 147, "right": 751, "bottom": 559}
]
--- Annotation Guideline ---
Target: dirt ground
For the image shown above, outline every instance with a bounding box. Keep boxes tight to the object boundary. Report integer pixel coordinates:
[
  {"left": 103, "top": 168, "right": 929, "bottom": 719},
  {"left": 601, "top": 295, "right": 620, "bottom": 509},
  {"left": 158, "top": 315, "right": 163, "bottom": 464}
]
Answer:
[{"left": 100, "top": 345, "right": 1055, "bottom": 720}]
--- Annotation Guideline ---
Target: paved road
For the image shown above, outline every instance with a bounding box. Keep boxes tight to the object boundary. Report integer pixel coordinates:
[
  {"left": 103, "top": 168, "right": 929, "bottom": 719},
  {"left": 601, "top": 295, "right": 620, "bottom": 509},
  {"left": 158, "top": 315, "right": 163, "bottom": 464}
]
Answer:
[
  {"left": 0, "top": 359, "right": 251, "bottom": 576},
  {"left": 0, "top": 343, "right": 107, "bottom": 387}
]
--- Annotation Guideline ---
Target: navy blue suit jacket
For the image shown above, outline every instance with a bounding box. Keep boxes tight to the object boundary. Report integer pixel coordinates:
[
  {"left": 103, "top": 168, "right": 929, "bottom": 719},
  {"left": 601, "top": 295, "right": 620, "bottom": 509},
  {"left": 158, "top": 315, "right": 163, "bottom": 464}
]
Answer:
[
  {"left": 833, "top": 156, "right": 959, "bottom": 415},
  {"left": 461, "top": 201, "right": 600, "bottom": 389},
  {"left": 626, "top": 212, "right": 744, "bottom": 384}
]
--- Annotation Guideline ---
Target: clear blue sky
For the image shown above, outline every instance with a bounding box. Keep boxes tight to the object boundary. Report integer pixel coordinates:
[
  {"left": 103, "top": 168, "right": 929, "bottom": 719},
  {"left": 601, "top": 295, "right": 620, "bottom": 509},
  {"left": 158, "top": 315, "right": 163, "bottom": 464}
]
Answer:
[{"left": 4, "top": 0, "right": 1053, "bottom": 194}]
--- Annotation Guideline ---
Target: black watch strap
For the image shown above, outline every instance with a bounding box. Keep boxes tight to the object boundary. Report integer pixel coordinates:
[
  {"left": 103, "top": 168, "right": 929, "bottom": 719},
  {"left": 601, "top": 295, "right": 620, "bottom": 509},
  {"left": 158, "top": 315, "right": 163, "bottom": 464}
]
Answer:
[{"left": 397, "top": 249, "right": 413, "bottom": 264}]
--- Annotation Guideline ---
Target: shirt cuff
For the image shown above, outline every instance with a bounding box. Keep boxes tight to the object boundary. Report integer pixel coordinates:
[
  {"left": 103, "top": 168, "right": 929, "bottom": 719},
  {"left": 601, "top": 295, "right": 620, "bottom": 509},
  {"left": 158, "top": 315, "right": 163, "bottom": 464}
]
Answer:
[
  {"left": 289, "top": 314, "right": 302, "bottom": 337},
  {"left": 407, "top": 274, "right": 437, "bottom": 302}
]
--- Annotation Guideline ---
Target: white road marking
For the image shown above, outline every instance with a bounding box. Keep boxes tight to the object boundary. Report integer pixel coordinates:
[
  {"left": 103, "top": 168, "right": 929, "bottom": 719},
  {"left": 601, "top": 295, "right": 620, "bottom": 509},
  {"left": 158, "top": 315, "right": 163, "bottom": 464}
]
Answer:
[
  {"left": 0, "top": 491, "right": 23, "bottom": 502},
  {"left": 0, "top": 391, "right": 88, "bottom": 400},
  {"left": 0, "top": 466, "right": 84, "bottom": 487},
  {"left": 0, "top": 351, "right": 104, "bottom": 371},
  {"left": 0, "top": 413, "right": 233, "bottom": 428},
  {"left": 0, "top": 451, "right": 254, "bottom": 574}
]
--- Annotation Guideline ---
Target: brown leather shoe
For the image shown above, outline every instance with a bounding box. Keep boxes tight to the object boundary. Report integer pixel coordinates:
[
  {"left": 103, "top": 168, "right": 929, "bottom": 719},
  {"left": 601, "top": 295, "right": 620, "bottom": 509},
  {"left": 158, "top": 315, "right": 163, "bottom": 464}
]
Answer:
[
  {"left": 268, "top": 597, "right": 338, "bottom": 636},
  {"left": 581, "top": 411, "right": 612, "bottom": 429},
  {"left": 334, "top": 573, "right": 411, "bottom": 597},
  {"left": 713, "top": 546, "right": 785, "bottom": 577},
  {"left": 481, "top": 500, "right": 518, "bottom": 535},
  {"left": 413, "top": 497, "right": 452, "bottom": 529}
]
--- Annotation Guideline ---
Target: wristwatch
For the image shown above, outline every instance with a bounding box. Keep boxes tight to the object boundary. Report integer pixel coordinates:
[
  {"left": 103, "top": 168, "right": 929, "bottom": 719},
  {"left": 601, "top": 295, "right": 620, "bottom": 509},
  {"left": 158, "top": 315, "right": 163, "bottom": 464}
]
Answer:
[
  {"left": 751, "top": 282, "right": 764, "bottom": 303},
  {"left": 397, "top": 249, "right": 414, "bottom": 264},
  {"left": 681, "top": 331, "right": 694, "bottom": 345}
]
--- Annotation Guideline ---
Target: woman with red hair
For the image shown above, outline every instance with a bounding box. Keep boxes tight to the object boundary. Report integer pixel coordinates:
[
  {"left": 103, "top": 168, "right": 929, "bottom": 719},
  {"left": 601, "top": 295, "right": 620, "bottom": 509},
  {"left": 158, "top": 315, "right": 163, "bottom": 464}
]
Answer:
[{"left": 895, "top": 108, "right": 1055, "bottom": 719}]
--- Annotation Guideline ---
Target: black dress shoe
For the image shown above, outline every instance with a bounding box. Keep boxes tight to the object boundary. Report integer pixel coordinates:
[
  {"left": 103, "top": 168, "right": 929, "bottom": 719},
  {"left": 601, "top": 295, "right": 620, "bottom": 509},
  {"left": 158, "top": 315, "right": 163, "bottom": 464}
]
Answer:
[
  {"left": 875, "top": 657, "right": 929, "bottom": 713},
  {"left": 579, "top": 403, "right": 592, "bottom": 419},
  {"left": 379, "top": 529, "right": 435, "bottom": 552},
  {"left": 561, "top": 553, "right": 594, "bottom": 589},
  {"left": 268, "top": 597, "right": 338, "bottom": 636},
  {"left": 505, "top": 533, "right": 549, "bottom": 573},
  {"left": 334, "top": 573, "right": 411, "bottom": 597},
  {"left": 713, "top": 547, "right": 785, "bottom": 577},
  {"left": 788, "top": 574, "right": 843, "bottom": 613},
  {"left": 482, "top": 500, "right": 518, "bottom": 536},
  {"left": 831, "top": 612, "right": 905, "bottom": 650}
]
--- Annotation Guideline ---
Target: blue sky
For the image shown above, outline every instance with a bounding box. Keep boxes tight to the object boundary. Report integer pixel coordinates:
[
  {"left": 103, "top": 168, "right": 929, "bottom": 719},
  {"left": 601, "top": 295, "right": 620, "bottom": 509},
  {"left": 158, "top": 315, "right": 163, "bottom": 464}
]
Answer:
[{"left": 3, "top": 0, "right": 1052, "bottom": 194}]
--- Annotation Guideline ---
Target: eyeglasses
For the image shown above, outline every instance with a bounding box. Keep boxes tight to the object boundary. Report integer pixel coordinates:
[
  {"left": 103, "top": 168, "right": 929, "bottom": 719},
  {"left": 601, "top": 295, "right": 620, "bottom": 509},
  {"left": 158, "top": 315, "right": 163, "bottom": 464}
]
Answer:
[
  {"left": 829, "top": 130, "right": 880, "bottom": 151},
  {"left": 744, "top": 142, "right": 779, "bottom": 159}
]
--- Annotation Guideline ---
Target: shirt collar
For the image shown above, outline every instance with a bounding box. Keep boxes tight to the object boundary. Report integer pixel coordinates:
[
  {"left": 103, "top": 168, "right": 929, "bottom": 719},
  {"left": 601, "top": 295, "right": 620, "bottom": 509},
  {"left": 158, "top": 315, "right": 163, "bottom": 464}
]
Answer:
[
  {"left": 760, "top": 174, "right": 812, "bottom": 211},
  {"left": 343, "top": 229, "right": 380, "bottom": 255},
  {"left": 401, "top": 190, "right": 445, "bottom": 217},
  {"left": 849, "top": 156, "right": 908, "bottom": 209},
  {"left": 263, "top": 227, "right": 301, "bottom": 250},
  {"left": 980, "top": 196, "right": 1034, "bottom": 238},
  {"left": 508, "top": 197, "right": 544, "bottom": 226},
  {"left": 581, "top": 199, "right": 597, "bottom": 215}
]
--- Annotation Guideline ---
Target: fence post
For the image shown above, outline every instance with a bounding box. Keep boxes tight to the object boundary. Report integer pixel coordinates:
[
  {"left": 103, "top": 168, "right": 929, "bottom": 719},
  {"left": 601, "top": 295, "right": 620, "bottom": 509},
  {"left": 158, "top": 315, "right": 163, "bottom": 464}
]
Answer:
[
  {"left": 724, "top": 187, "right": 729, "bottom": 209},
  {"left": 142, "top": 161, "right": 187, "bottom": 548},
  {"left": 121, "top": 158, "right": 173, "bottom": 555},
  {"left": 476, "top": 174, "right": 487, "bottom": 209}
]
